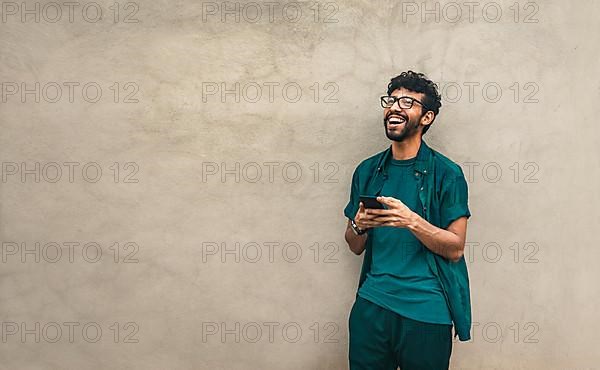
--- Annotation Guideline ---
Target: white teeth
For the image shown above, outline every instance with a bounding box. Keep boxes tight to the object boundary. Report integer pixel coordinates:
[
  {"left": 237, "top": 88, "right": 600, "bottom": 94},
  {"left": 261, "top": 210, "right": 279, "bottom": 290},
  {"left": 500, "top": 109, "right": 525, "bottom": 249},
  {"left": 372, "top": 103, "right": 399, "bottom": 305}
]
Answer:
[{"left": 388, "top": 116, "right": 405, "bottom": 124}]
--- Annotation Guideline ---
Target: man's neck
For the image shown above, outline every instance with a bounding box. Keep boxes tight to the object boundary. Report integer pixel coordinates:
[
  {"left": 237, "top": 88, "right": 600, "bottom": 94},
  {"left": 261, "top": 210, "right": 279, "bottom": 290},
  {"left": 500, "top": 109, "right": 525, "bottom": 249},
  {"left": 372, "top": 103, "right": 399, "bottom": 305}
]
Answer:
[{"left": 391, "top": 136, "right": 421, "bottom": 160}]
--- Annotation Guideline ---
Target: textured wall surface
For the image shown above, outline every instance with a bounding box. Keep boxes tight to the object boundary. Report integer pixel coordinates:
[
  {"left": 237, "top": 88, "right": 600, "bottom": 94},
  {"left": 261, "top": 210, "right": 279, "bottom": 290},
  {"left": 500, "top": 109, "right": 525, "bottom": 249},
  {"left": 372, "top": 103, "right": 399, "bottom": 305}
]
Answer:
[{"left": 1, "top": 0, "right": 599, "bottom": 369}]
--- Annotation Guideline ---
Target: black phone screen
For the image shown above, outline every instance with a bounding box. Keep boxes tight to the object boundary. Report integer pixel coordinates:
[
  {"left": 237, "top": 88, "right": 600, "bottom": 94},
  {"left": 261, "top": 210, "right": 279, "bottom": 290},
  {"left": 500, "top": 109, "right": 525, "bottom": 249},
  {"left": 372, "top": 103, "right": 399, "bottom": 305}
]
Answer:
[{"left": 359, "top": 195, "right": 385, "bottom": 209}]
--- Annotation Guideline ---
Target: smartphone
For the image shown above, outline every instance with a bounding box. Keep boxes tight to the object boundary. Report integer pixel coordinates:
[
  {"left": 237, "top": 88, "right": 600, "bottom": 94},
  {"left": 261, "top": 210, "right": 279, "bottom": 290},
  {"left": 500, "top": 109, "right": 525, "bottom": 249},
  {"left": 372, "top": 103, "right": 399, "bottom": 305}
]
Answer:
[{"left": 359, "top": 195, "right": 385, "bottom": 209}]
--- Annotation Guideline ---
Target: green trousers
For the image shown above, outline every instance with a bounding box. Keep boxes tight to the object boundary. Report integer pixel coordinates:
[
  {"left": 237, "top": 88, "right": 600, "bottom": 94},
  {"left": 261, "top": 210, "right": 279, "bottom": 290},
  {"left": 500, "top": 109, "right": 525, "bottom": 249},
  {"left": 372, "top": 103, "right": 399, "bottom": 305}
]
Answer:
[{"left": 349, "top": 295, "right": 453, "bottom": 370}]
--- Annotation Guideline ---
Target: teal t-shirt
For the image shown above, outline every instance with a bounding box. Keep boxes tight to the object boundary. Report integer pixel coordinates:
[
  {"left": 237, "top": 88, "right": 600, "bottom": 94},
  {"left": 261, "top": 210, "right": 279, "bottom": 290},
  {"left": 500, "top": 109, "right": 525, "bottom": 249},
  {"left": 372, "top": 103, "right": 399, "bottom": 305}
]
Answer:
[{"left": 357, "top": 155, "right": 453, "bottom": 325}]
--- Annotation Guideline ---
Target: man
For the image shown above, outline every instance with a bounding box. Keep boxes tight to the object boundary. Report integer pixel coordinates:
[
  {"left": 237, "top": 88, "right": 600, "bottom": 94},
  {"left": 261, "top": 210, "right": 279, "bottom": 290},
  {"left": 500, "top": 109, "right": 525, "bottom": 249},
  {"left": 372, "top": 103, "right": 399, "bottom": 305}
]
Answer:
[{"left": 343, "top": 71, "right": 472, "bottom": 370}]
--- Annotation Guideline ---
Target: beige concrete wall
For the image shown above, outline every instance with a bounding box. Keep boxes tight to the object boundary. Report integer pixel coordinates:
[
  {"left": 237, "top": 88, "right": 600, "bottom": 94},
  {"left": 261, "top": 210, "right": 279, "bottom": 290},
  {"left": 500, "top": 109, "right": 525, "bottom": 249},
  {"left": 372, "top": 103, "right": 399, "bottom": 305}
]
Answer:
[{"left": 1, "top": 0, "right": 598, "bottom": 368}]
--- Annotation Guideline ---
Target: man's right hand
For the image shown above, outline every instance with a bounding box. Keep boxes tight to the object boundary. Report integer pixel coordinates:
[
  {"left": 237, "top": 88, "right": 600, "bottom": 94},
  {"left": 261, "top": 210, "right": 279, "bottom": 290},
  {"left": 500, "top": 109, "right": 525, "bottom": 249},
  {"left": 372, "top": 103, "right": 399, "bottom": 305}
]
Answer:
[
  {"left": 345, "top": 202, "right": 385, "bottom": 255},
  {"left": 354, "top": 201, "right": 385, "bottom": 230}
]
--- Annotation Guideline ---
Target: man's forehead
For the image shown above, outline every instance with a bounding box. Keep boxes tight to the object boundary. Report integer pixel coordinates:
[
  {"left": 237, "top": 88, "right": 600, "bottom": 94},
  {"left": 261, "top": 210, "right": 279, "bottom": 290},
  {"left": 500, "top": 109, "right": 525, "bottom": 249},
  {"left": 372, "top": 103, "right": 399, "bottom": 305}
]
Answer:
[{"left": 390, "top": 88, "right": 423, "bottom": 98}]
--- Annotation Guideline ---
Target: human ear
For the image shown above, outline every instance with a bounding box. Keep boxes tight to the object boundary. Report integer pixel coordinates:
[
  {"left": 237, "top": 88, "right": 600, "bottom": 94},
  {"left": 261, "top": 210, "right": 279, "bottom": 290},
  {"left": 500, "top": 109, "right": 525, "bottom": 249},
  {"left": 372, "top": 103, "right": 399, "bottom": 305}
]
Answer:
[{"left": 421, "top": 110, "right": 435, "bottom": 126}]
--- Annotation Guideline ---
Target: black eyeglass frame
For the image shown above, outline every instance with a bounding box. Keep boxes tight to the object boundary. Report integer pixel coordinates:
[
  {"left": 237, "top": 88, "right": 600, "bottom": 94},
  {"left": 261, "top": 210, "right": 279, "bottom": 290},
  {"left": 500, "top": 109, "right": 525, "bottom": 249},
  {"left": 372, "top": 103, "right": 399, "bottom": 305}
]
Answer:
[{"left": 380, "top": 95, "right": 430, "bottom": 111}]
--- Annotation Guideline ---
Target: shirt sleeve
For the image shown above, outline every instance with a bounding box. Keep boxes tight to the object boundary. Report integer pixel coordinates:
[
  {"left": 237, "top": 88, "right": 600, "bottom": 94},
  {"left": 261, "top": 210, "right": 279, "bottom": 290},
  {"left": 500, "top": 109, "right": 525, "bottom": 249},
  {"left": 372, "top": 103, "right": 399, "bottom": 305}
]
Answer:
[
  {"left": 439, "top": 169, "right": 471, "bottom": 229},
  {"left": 343, "top": 166, "right": 360, "bottom": 220}
]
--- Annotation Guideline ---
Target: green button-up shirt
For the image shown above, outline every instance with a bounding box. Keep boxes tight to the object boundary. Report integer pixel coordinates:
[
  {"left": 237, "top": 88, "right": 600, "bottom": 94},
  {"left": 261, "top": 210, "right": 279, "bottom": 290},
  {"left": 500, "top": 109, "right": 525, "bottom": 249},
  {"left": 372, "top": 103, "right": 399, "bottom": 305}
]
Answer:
[{"left": 344, "top": 139, "right": 473, "bottom": 341}]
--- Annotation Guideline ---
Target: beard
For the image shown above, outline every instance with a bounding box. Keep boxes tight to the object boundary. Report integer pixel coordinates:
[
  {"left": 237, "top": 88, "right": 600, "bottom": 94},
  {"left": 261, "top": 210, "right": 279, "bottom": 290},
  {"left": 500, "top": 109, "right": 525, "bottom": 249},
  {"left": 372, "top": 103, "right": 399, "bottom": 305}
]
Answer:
[{"left": 383, "top": 112, "right": 422, "bottom": 142}]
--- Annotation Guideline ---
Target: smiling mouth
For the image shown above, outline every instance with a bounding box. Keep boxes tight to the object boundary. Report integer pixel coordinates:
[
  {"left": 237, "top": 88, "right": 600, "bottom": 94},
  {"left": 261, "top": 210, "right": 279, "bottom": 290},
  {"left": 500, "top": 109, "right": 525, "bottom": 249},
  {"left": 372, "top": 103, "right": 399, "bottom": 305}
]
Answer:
[{"left": 387, "top": 115, "right": 407, "bottom": 127}]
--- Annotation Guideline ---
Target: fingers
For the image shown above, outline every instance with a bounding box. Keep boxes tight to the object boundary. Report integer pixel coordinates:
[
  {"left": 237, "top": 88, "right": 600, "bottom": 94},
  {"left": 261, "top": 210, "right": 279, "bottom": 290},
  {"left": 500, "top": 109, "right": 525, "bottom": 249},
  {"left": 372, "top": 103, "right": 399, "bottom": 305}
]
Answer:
[
  {"left": 356, "top": 201, "right": 396, "bottom": 229},
  {"left": 362, "top": 212, "right": 390, "bottom": 222},
  {"left": 360, "top": 212, "right": 389, "bottom": 227},
  {"left": 377, "top": 196, "right": 401, "bottom": 206},
  {"left": 355, "top": 202, "right": 370, "bottom": 229},
  {"left": 355, "top": 202, "right": 367, "bottom": 221},
  {"left": 364, "top": 208, "right": 389, "bottom": 216},
  {"left": 369, "top": 216, "right": 395, "bottom": 223},
  {"left": 362, "top": 219, "right": 403, "bottom": 229},
  {"left": 360, "top": 219, "right": 384, "bottom": 227}
]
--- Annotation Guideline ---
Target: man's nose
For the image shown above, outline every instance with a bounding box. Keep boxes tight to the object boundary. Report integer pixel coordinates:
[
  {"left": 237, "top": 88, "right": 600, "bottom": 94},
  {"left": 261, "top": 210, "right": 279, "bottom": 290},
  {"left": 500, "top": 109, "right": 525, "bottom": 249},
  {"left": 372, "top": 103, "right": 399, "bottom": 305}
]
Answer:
[
  {"left": 390, "top": 100, "right": 405, "bottom": 112},
  {"left": 389, "top": 106, "right": 404, "bottom": 115}
]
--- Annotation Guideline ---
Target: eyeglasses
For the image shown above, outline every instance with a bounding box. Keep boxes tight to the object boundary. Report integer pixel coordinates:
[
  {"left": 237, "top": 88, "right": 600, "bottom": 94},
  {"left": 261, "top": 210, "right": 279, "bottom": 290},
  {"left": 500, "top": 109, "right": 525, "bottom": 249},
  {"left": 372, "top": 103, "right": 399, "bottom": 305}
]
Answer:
[{"left": 380, "top": 95, "right": 429, "bottom": 110}]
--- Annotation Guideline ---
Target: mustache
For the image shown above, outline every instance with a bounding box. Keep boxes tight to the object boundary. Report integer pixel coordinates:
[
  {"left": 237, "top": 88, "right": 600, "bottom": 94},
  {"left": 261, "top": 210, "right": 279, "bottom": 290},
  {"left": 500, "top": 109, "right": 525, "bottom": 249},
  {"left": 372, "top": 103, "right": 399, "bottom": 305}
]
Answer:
[{"left": 385, "top": 111, "right": 408, "bottom": 121}]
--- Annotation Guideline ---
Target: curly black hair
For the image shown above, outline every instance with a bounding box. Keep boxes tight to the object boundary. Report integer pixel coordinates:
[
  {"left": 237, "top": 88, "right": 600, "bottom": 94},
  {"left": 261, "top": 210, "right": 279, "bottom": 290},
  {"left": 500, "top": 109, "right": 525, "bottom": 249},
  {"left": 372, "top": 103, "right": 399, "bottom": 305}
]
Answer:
[{"left": 387, "top": 71, "right": 442, "bottom": 135}]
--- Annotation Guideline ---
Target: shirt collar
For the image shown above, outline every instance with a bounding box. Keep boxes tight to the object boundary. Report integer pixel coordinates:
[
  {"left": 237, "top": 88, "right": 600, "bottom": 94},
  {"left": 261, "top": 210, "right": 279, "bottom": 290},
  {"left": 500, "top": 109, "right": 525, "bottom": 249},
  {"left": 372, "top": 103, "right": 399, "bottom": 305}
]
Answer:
[{"left": 375, "top": 139, "right": 432, "bottom": 176}]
